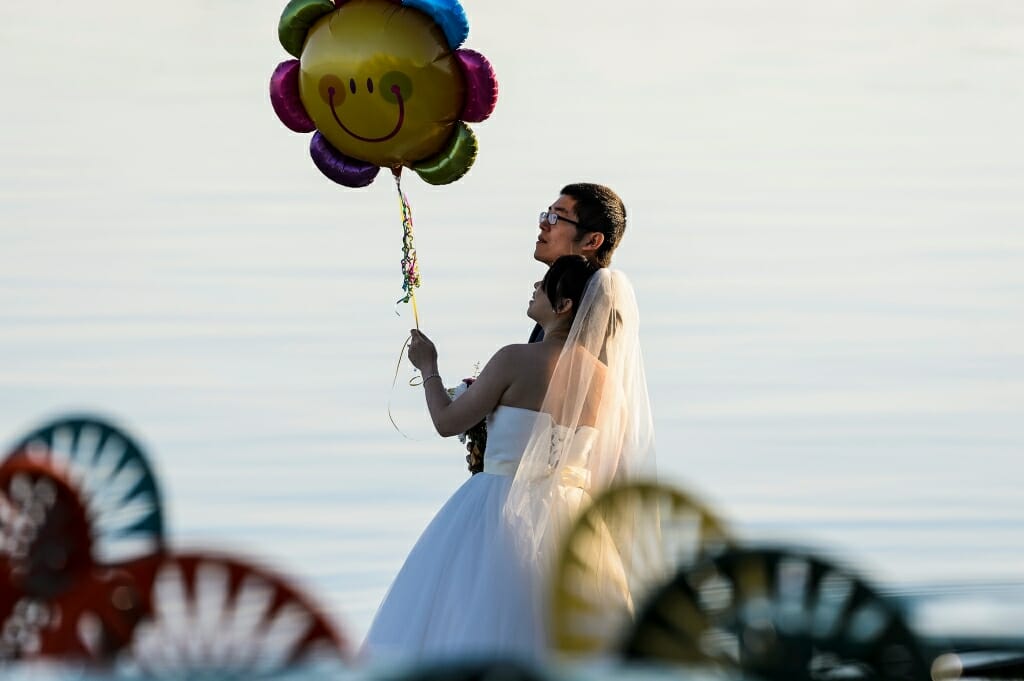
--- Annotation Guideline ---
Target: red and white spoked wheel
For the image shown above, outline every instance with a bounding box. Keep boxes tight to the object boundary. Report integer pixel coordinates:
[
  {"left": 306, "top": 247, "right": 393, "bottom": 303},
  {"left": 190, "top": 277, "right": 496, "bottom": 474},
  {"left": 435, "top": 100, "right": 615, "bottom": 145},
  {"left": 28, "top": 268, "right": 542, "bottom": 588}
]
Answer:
[{"left": 91, "top": 553, "right": 349, "bottom": 677}]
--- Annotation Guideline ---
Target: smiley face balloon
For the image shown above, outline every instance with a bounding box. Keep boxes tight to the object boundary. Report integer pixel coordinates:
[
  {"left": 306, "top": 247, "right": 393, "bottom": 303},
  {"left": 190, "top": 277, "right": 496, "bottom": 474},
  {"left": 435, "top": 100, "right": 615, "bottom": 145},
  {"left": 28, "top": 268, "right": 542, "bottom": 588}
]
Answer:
[{"left": 270, "top": 0, "right": 498, "bottom": 188}]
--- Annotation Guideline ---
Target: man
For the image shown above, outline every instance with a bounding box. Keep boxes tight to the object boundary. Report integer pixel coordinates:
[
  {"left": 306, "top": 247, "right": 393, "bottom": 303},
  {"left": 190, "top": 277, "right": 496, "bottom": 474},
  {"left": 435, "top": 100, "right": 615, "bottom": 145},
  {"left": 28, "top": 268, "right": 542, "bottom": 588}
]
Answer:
[
  {"left": 466, "top": 182, "right": 630, "bottom": 473},
  {"left": 530, "top": 182, "right": 628, "bottom": 342}
]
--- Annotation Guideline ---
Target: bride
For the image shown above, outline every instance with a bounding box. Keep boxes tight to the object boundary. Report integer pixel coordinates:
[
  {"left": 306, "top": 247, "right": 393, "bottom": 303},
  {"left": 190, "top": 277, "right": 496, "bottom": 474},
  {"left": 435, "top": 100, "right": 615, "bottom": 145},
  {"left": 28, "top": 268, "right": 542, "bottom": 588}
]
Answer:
[{"left": 361, "top": 255, "right": 655, "bottom": 663}]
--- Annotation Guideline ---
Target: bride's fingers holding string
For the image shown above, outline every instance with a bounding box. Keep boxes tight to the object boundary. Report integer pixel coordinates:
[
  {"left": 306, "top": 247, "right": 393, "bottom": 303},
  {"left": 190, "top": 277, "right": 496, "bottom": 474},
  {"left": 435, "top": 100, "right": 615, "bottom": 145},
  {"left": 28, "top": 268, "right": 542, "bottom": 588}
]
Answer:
[{"left": 407, "top": 328, "right": 438, "bottom": 371}]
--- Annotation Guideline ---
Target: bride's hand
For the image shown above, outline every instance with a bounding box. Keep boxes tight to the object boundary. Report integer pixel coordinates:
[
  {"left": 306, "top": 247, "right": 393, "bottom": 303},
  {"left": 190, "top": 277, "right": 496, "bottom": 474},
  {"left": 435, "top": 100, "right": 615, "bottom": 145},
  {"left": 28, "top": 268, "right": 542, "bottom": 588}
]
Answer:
[{"left": 408, "top": 329, "right": 438, "bottom": 373}]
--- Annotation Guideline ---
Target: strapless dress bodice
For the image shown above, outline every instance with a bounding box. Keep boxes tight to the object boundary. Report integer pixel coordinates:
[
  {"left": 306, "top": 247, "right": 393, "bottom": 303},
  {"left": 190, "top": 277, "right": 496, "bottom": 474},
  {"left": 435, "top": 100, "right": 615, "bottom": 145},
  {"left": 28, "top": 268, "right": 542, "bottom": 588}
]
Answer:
[
  {"left": 482, "top": 406, "right": 539, "bottom": 476},
  {"left": 482, "top": 405, "right": 597, "bottom": 483}
]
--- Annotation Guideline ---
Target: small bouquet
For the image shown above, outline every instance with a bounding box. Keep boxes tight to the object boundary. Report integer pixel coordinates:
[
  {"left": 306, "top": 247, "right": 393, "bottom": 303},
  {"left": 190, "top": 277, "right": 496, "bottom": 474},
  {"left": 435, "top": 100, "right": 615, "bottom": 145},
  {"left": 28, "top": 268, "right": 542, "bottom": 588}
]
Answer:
[{"left": 447, "top": 372, "right": 487, "bottom": 475}]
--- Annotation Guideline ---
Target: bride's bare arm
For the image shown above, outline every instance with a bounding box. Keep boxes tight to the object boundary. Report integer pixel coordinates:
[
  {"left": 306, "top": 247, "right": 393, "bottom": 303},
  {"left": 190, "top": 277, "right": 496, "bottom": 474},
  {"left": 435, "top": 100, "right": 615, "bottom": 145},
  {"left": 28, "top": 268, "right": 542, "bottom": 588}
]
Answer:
[
  {"left": 427, "top": 348, "right": 516, "bottom": 436},
  {"left": 409, "top": 330, "right": 517, "bottom": 437}
]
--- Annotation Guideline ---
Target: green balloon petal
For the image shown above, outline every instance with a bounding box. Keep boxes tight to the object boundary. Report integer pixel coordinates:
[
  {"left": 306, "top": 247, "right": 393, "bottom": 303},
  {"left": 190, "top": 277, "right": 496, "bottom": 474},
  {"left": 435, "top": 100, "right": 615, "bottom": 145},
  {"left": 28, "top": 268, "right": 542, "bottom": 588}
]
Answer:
[
  {"left": 279, "top": 0, "right": 336, "bottom": 58},
  {"left": 411, "top": 123, "right": 478, "bottom": 185}
]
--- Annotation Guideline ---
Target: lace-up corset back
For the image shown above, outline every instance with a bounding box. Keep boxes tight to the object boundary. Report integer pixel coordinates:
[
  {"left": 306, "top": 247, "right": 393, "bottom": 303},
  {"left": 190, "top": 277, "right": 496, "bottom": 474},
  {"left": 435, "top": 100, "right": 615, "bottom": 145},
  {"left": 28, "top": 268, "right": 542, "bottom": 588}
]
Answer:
[{"left": 483, "top": 406, "right": 598, "bottom": 484}]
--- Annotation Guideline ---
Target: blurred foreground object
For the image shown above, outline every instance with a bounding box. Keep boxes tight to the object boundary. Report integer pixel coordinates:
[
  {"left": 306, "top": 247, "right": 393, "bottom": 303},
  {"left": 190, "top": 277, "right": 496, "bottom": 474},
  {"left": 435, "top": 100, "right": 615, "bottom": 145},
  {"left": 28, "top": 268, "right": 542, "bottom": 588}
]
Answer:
[
  {"left": 1, "top": 457, "right": 98, "bottom": 657},
  {"left": 554, "top": 480, "right": 1024, "bottom": 680},
  {"left": 1, "top": 414, "right": 349, "bottom": 676},
  {"left": 6, "top": 416, "right": 166, "bottom": 564},
  {"left": 388, "top": 657, "right": 550, "bottom": 681},
  {"left": 622, "top": 546, "right": 931, "bottom": 681},
  {"left": 1, "top": 416, "right": 168, "bottom": 661},
  {"left": 6, "top": 418, "right": 1021, "bottom": 680},
  {"left": 85, "top": 552, "right": 348, "bottom": 677},
  {"left": 551, "top": 481, "right": 735, "bottom": 656}
]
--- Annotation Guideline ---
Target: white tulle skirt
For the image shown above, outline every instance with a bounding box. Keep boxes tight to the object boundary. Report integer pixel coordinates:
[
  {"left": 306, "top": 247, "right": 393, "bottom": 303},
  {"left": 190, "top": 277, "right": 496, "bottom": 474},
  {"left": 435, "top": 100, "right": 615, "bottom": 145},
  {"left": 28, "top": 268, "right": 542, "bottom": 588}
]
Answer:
[{"left": 360, "top": 471, "right": 547, "bottom": 663}]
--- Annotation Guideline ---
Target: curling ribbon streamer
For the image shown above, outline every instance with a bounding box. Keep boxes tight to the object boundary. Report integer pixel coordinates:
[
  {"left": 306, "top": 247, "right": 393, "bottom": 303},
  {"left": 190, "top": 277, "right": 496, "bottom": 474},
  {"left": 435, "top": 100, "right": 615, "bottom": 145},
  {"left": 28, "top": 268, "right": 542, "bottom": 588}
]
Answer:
[
  {"left": 387, "top": 333, "right": 420, "bottom": 439},
  {"left": 388, "top": 168, "right": 422, "bottom": 438},
  {"left": 393, "top": 169, "right": 421, "bottom": 329}
]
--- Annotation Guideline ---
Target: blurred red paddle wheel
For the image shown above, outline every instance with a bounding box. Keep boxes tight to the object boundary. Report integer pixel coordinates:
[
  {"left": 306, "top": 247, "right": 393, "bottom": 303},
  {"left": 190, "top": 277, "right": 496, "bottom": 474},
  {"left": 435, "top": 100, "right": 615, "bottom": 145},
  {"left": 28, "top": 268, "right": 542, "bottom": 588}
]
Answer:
[
  {"left": 0, "top": 457, "right": 97, "bottom": 658},
  {"left": 77, "top": 552, "right": 350, "bottom": 676}
]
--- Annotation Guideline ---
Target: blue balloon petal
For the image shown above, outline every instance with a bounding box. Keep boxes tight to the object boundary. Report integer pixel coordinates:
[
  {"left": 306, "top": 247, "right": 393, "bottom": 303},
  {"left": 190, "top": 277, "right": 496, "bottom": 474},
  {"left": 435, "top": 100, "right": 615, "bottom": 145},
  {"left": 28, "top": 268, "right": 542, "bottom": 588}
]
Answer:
[{"left": 403, "top": 0, "right": 469, "bottom": 49}]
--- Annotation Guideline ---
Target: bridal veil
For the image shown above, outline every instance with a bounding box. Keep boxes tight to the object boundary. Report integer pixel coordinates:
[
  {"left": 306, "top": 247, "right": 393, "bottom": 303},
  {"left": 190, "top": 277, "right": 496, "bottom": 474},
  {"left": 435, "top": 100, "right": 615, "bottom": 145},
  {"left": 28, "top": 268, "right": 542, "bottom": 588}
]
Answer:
[{"left": 504, "top": 267, "right": 656, "bottom": 580}]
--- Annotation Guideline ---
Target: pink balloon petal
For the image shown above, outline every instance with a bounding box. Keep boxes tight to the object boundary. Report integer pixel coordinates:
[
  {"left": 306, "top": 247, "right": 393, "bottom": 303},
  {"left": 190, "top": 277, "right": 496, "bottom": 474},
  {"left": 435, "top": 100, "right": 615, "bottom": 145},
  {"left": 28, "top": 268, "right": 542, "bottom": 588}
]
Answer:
[
  {"left": 270, "top": 60, "right": 315, "bottom": 133},
  {"left": 456, "top": 49, "right": 498, "bottom": 123}
]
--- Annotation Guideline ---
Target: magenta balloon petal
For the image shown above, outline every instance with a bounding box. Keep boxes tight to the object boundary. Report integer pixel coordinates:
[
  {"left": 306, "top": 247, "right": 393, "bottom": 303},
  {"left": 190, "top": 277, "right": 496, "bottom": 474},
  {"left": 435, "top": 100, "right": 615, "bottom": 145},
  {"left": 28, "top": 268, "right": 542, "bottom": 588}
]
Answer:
[
  {"left": 456, "top": 49, "right": 498, "bottom": 123},
  {"left": 270, "top": 60, "right": 315, "bottom": 133},
  {"left": 310, "top": 133, "right": 380, "bottom": 187}
]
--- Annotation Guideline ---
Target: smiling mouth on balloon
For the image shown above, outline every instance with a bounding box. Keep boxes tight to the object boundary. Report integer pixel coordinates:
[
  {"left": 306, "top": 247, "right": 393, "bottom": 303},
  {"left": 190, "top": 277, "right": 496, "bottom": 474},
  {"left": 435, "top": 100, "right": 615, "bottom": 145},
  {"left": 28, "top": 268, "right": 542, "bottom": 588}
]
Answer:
[{"left": 328, "top": 85, "right": 405, "bottom": 142}]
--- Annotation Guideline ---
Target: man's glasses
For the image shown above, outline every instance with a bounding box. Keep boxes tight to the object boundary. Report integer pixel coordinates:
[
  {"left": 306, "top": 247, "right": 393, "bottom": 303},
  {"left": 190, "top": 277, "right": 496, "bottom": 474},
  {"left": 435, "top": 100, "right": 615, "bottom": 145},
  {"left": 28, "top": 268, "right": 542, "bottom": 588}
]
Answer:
[{"left": 539, "top": 210, "right": 579, "bottom": 227}]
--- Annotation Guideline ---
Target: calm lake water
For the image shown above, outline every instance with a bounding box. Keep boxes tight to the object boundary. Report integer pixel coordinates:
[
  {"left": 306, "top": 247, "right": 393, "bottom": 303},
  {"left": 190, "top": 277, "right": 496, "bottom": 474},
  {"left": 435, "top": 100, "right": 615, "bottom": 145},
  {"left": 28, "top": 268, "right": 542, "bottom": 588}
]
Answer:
[{"left": 1, "top": 0, "right": 1022, "bottom": 646}]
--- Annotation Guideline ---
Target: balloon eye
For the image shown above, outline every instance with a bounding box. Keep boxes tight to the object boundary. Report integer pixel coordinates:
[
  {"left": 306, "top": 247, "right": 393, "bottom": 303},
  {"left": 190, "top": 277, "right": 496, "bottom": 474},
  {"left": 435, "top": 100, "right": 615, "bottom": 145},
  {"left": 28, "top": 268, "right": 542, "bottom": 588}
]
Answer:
[
  {"left": 318, "top": 75, "right": 346, "bottom": 105},
  {"left": 349, "top": 78, "right": 357, "bottom": 94},
  {"left": 380, "top": 71, "right": 413, "bottom": 104},
  {"left": 366, "top": 78, "right": 374, "bottom": 94}
]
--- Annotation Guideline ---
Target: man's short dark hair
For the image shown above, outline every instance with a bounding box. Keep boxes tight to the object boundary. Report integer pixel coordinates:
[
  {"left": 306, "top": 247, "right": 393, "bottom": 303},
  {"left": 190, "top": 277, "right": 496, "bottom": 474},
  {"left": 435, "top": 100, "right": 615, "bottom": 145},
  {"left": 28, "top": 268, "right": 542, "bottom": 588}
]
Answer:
[{"left": 560, "top": 183, "right": 627, "bottom": 267}]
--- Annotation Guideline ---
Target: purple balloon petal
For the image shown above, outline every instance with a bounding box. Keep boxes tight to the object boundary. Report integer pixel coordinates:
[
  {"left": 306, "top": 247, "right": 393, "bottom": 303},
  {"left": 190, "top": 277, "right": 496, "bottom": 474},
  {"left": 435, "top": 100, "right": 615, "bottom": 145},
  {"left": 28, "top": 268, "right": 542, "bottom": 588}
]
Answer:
[
  {"left": 270, "top": 60, "right": 315, "bottom": 133},
  {"left": 310, "top": 133, "right": 380, "bottom": 188},
  {"left": 456, "top": 49, "right": 498, "bottom": 123}
]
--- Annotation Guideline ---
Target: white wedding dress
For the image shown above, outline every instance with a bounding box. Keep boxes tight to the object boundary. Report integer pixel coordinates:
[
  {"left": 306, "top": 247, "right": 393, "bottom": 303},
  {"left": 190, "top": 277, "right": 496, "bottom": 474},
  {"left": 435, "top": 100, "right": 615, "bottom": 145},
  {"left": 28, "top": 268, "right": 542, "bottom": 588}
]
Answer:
[
  {"left": 361, "top": 405, "right": 596, "bottom": 663},
  {"left": 363, "top": 269, "right": 654, "bottom": 665}
]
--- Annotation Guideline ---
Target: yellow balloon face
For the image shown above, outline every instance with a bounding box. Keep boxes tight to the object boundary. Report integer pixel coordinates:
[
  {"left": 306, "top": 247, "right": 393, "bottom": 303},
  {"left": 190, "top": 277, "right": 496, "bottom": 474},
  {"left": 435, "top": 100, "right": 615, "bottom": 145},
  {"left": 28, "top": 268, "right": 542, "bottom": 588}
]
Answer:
[{"left": 298, "top": 0, "right": 465, "bottom": 167}]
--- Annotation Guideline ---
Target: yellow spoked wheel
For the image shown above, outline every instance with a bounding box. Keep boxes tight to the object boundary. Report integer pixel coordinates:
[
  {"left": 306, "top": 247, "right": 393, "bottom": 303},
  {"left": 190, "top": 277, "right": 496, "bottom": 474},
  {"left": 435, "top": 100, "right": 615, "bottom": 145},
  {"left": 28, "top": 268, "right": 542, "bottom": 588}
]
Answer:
[{"left": 550, "top": 480, "right": 734, "bottom": 657}]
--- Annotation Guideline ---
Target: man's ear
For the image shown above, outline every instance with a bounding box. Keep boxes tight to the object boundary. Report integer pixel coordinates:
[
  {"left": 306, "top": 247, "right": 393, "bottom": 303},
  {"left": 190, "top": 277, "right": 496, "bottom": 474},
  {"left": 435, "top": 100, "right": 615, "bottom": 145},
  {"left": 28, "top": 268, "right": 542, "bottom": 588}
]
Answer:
[{"left": 580, "top": 232, "right": 605, "bottom": 255}]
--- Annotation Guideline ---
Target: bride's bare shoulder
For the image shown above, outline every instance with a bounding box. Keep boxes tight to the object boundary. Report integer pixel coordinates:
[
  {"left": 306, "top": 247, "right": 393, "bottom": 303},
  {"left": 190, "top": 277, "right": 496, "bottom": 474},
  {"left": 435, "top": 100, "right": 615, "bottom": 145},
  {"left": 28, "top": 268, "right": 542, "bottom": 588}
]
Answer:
[
  {"left": 485, "top": 342, "right": 558, "bottom": 370},
  {"left": 492, "top": 342, "right": 548, "bottom": 360},
  {"left": 483, "top": 342, "right": 530, "bottom": 367}
]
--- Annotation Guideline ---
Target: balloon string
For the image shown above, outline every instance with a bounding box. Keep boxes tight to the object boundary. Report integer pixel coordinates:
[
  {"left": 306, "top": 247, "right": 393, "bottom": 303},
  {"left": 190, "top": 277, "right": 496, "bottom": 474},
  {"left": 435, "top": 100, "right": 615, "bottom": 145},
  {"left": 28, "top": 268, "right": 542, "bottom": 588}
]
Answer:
[
  {"left": 387, "top": 333, "right": 421, "bottom": 440},
  {"left": 388, "top": 168, "right": 422, "bottom": 439},
  {"left": 393, "top": 169, "right": 421, "bottom": 330}
]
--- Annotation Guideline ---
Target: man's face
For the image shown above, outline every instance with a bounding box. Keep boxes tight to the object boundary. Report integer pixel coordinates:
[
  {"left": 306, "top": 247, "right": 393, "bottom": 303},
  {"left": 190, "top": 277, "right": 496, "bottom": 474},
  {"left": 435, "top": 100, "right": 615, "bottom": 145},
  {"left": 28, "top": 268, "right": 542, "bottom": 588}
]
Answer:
[{"left": 533, "top": 194, "right": 582, "bottom": 266}]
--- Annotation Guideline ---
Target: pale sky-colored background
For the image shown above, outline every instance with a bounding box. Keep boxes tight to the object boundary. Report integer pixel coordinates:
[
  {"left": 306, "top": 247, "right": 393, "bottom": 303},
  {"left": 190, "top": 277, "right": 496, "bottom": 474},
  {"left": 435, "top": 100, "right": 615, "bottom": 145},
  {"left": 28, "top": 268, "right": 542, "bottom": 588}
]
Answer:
[{"left": 1, "top": 0, "right": 1022, "bottom": 642}]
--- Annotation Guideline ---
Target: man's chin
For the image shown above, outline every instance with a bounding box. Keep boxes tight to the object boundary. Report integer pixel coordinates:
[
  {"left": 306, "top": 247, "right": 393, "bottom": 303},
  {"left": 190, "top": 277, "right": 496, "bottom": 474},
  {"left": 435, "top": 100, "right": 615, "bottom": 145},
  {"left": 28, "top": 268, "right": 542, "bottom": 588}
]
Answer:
[{"left": 533, "top": 247, "right": 552, "bottom": 265}]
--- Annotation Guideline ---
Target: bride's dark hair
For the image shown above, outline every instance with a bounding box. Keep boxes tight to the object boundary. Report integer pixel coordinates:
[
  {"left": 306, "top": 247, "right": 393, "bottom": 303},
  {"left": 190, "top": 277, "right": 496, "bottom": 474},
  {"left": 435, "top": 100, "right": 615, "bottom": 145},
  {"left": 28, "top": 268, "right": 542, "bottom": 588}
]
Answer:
[{"left": 543, "top": 255, "right": 600, "bottom": 318}]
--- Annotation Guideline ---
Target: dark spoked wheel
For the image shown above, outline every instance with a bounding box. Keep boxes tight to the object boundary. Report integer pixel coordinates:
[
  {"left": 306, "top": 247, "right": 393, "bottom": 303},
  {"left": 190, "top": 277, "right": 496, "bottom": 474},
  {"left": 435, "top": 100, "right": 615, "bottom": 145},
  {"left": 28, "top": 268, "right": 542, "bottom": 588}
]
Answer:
[
  {"left": 622, "top": 546, "right": 931, "bottom": 681},
  {"left": 5, "top": 415, "right": 166, "bottom": 564}
]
